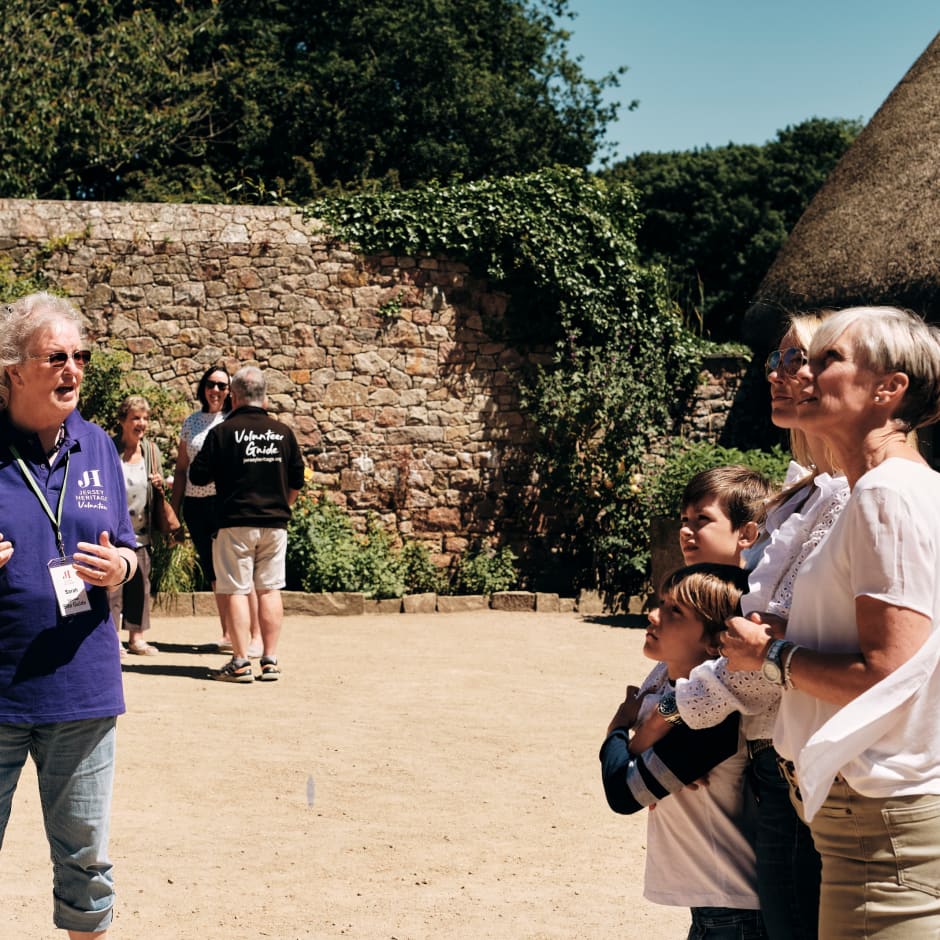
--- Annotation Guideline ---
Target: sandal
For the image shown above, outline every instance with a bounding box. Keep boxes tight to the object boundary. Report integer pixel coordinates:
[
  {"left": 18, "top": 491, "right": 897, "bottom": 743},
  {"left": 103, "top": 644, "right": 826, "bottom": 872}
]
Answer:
[{"left": 126, "top": 642, "right": 159, "bottom": 656}]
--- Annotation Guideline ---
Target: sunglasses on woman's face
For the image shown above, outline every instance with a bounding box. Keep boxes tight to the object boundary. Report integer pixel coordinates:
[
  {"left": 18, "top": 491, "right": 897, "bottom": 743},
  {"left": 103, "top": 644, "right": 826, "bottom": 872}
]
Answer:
[
  {"left": 764, "top": 346, "right": 808, "bottom": 378},
  {"left": 205, "top": 381, "right": 229, "bottom": 391},
  {"left": 29, "top": 350, "right": 93, "bottom": 368}
]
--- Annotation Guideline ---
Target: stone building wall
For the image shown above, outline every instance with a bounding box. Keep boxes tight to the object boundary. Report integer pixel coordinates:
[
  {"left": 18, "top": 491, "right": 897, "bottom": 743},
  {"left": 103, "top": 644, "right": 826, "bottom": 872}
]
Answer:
[{"left": 0, "top": 199, "right": 746, "bottom": 572}]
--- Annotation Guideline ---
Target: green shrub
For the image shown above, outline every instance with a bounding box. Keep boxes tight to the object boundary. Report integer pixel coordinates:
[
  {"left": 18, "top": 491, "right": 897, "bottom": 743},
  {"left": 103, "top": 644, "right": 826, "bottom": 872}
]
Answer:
[
  {"left": 354, "top": 516, "right": 406, "bottom": 600},
  {"left": 286, "top": 490, "right": 361, "bottom": 593},
  {"left": 400, "top": 542, "right": 448, "bottom": 595},
  {"left": 645, "top": 441, "right": 792, "bottom": 522},
  {"left": 287, "top": 491, "right": 418, "bottom": 598},
  {"left": 453, "top": 540, "right": 518, "bottom": 595},
  {"left": 151, "top": 538, "right": 200, "bottom": 595}
]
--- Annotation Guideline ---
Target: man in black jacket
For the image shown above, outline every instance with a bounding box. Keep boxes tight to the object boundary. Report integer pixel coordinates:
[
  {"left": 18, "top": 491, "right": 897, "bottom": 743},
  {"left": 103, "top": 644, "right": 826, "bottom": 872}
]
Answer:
[{"left": 189, "top": 366, "right": 305, "bottom": 683}]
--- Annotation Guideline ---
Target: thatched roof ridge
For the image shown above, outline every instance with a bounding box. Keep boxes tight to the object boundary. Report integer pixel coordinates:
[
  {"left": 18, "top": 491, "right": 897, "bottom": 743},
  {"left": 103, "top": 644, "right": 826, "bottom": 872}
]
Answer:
[{"left": 745, "top": 32, "right": 940, "bottom": 343}]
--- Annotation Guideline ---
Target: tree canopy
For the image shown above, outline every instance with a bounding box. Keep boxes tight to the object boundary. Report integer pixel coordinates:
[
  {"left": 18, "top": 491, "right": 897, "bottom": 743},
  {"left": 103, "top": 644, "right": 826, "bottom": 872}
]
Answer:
[
  {"left": 602, "top": 118, "right": 862, "bottom": 339},
  {"left": 0, "top": 0, "right": 625, "bottom": 202}
]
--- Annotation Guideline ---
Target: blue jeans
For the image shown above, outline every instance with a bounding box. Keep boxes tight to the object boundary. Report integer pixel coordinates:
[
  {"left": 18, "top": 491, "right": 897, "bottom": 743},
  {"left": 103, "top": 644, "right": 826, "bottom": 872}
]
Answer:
[
  {"left": 0, "top": 717, "right": 117, "bottom": 932},
  {"left": 688, "top": 906, "right": 766, "bottom": 939},
  {"left": 750, "top": 748, "right": 820, "bottom": 939}
]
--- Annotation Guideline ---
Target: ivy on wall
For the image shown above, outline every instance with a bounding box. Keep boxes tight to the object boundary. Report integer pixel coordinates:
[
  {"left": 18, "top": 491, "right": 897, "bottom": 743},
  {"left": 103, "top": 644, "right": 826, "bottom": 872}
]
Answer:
[{"left": 310, "top": 166, "right": 705, "bottom": 593}]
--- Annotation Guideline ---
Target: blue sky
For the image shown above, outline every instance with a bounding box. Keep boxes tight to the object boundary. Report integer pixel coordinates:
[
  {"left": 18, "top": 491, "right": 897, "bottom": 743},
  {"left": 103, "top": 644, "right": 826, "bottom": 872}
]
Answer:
[{"left": 563, "top": 1, "right": 939, "bottom": 164}]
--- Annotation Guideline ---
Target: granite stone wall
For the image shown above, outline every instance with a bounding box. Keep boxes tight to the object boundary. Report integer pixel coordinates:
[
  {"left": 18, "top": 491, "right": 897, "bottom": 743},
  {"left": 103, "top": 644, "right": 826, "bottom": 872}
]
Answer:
[{"left": 0, "top": 199, "right": 746, "bottom": 572}]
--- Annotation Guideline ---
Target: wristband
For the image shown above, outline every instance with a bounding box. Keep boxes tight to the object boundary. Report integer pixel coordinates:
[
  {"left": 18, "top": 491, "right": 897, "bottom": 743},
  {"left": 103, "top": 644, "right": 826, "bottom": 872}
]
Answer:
[{"left": 118, "top": 555, "right": 132, "bottom": 585}]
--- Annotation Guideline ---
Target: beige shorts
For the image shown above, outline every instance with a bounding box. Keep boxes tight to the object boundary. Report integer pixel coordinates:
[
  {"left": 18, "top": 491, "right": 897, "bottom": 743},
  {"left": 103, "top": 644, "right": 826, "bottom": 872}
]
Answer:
[{"left": 212, "top": 527, "right": 287, "bottom": 595}]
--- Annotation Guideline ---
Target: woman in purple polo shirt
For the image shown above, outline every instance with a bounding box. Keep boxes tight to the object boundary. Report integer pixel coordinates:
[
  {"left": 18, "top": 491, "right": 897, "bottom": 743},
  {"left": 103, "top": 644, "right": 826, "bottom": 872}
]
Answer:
[{"left": 0, "top": 292, "right": 137, "bottom": 937}]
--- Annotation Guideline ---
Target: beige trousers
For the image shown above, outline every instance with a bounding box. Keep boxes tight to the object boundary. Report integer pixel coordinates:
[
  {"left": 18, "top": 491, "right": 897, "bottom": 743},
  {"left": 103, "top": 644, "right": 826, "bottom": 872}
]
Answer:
[{"left": 809, "top": 777, "right": 940, "bottom": 939}]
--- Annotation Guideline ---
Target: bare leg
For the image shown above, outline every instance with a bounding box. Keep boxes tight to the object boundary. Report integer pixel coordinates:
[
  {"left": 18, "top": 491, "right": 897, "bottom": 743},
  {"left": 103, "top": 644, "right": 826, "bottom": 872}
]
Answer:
[
  {"left": 211, "top": 580, "right": 230, "bottom": 642},
  {"left": 249, "top": 589, "right": 260, "bottom": 640},
  {"left": 214, "top": 594, "right": 250, "bottom": 660},
  {"left": 248, "top": 588, "right": 264, "bottom": 656},
  {"left": 257, "top": 590, "right": 283, "bottom": 659},
  {"left": 69, "top": 931, "right": 107, "bottom": 939}
]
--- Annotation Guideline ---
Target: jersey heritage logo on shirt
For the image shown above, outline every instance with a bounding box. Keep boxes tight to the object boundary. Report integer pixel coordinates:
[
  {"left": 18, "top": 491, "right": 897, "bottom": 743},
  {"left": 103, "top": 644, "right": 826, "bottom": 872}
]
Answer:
[
  {"left": 76, "top": 469, "right": 103, "bottom": 489},
  {"left": 76, "top": 467, "right": 108, "bottom": 510}
]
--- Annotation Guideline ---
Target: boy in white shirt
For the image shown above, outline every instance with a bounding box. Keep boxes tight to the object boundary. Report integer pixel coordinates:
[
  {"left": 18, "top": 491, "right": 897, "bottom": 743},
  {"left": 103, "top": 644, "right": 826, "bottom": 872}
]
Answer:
[{"left": 600, "top": 563, "right": 766, "bottom": 939}]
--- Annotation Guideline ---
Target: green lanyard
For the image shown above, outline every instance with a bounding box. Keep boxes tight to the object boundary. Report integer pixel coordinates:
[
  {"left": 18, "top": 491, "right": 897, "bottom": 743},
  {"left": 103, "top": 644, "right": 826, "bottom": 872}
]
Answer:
[{"left": 9, "top": 444, "right": 71, "bottom": 558}]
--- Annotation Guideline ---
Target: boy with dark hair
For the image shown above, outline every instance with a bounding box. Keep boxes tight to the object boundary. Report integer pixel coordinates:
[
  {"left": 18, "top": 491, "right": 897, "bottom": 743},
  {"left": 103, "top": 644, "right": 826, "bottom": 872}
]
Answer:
[
  {"left": 678, "top": 466, "right": 773, "bottom": 568},
  {"left": 600, "top": 563, "right": 766, "bottom": 939}
]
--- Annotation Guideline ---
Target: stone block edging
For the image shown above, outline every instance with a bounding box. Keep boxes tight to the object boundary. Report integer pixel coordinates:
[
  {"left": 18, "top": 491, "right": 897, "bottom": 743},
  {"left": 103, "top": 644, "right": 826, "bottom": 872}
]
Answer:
[{"left": 153, "top": 590, "right": 639, "bottom": 616}]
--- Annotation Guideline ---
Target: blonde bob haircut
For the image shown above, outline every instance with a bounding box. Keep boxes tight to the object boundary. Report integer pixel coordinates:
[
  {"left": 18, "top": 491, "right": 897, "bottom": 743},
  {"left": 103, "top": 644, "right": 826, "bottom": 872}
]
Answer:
[{"left": 809, "top": 306, "right": 940, "bottom": 431}]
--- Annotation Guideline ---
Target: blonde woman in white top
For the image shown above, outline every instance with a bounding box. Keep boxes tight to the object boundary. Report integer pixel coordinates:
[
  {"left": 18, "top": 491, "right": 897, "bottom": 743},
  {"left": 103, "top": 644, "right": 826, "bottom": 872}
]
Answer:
[{"left": 723, "top": 306, "right": 940, "bottom": 940}]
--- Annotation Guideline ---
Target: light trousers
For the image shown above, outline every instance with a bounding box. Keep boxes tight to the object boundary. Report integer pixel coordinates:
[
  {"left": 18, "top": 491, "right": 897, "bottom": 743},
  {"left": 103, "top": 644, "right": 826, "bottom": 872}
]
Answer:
[{"left": 810, "top": 778, "right": 940, "bottom": 939}]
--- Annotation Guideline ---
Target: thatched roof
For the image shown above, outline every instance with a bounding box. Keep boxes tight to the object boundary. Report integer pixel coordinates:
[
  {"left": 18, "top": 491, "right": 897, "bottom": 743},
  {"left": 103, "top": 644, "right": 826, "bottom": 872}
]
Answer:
[{"left": 745, "top": 32, "right": 940, "bottom": 344}]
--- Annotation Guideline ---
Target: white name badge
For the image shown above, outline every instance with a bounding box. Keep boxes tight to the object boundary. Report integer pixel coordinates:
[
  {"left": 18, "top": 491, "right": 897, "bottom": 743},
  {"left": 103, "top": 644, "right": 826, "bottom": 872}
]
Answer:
[{"left": 48, "top": 556, "right": 93, "bottom": 618}]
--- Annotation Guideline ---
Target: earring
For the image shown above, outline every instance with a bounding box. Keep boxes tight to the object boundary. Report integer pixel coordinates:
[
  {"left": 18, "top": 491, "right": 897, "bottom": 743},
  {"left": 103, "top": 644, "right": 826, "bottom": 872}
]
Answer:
[{"left": 874, "top": 396, "right": 882, "bottom": 403}]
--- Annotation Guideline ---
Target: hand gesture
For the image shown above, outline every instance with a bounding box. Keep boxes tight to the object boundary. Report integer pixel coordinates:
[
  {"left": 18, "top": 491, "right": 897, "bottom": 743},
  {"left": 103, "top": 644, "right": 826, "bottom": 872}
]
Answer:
[
  {"left": 74, "top": 531, "right": 125, "bottom": 588},
  {"left": 0, "top": 532, "right": 12, "bottom": 569},
  {"left": 606, "top": 685, "right": 648, "bottom": 736},
  {"left": 721, "top": 612, "right": 774, "bottom": 671}
]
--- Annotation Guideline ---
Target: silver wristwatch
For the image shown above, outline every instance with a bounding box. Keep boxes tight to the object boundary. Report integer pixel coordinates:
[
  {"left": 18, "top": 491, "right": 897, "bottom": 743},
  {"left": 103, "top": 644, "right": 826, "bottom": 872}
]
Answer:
[{"left": 761, "top": 639, "right": 792, "bottom": 686}]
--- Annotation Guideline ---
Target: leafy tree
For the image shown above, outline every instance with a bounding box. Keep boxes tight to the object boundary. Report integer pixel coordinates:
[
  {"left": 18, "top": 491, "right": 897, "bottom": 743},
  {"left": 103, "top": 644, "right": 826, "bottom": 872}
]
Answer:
[
  {"left": 0, "top": 0, "right": 221, "bottom": 201},
  {"left": 602, "top": 118, "right": 862, "bottom": 339},
  {"left": 0, "top": 0, "right": 625, "bottom": 202}
]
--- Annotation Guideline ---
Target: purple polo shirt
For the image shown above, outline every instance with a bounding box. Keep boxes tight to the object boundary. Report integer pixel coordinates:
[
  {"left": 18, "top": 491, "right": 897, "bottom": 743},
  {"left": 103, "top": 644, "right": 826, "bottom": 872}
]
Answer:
[{"left": 0, "top": 409, "right": 134, "bottom": 723}]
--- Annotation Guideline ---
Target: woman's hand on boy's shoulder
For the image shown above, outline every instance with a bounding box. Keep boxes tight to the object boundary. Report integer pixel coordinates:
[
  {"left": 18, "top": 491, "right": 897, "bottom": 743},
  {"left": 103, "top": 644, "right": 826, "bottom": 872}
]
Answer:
[
  {"left": 721, "top": 613, "right": 775, "bottom": 671},
  {"left": 606, "top": 684, "right": 648, "bottom": 737}
]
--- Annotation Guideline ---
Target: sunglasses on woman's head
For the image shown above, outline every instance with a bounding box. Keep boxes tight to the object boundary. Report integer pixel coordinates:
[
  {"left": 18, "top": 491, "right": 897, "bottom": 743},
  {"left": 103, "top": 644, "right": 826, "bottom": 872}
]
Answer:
[
  {"left": 29, "top": 350, "right": 93, "bottom": 368},
  {"left": 764, "top": 347, "right": 808, "bottom": 378},
  {"left": 205, "top": 380, "right": 229, "bottom": 391}
]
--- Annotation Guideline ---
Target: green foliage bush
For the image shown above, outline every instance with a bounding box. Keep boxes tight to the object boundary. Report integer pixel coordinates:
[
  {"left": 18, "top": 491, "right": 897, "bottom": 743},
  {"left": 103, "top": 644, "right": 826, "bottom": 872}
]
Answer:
[
  {"left": 286, "top": 490, "right": 361, "bottom": 593},
  {"left": 151, "top": 538, "right": 200, "bottom": 596},
  {"left": 453, "top": 541, "right": 519, "bottom": 595},
  {"left": 644, "top": 440, "right": 792, "bottom": 525},
  {"left": 399, "top": 542, "right": 448, "bottom": 596},
  {"left": 287, "top": 490, "right": 489, "bottom": 598}
]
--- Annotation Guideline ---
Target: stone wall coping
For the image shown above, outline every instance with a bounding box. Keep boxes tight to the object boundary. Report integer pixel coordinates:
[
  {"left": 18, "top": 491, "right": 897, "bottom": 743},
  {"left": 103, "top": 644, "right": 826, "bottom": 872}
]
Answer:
[{"left": 151, "top": 590, "right": 623, "bottom": 616}]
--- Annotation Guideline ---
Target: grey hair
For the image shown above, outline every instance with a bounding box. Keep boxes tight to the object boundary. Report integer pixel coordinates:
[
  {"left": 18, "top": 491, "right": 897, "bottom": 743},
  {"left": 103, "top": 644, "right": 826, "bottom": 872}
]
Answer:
[
  {"left": 116, "top": 394, "right": 151, "bottom": 423},
  {"left": 230, "top": 366, "right": 266, "bottom": 406},
  {"left": 809, "top": 306, "right": 940, "bottom": 430},
  {"left": 0, "top": 293, "right": 86, "bottom": 411}
]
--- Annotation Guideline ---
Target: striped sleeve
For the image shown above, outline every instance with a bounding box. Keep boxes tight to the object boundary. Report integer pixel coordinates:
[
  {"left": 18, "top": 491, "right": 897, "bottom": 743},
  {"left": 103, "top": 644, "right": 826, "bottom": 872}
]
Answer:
[{"left": 599, "top": 713, "right": 741, "bottom": 815}]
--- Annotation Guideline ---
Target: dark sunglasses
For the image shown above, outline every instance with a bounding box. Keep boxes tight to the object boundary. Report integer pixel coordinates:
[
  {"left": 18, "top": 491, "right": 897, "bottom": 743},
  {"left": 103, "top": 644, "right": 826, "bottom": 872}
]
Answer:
[
  {"left": 205, "top": 380, "right": 229, "bottom": 391},
  {"left": 764, "top": 346, "right": 807, "bottom": 378},
  {"left": 29, "top": 350, "right": 93, "bottom": 368}
]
